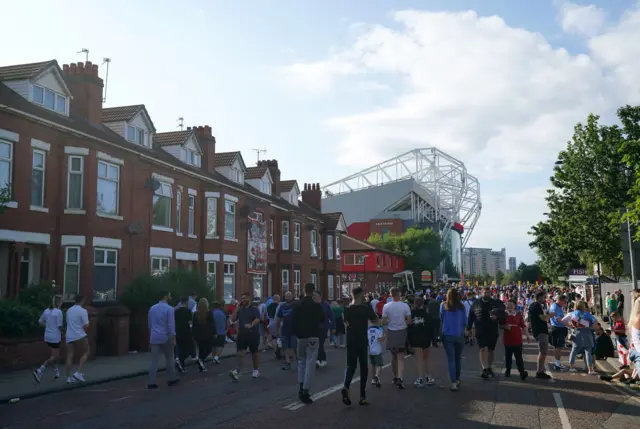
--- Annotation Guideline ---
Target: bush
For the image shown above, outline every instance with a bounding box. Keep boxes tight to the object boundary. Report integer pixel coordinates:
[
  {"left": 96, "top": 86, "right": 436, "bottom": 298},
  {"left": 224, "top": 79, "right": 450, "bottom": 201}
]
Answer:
[
  {"left": 17, "top": 282, "right": 55, "bottom": 311},
  {"left": 0, "top": 300, "right": 42, "bottom": 338},
  {"left": 120, "top": 269, "right": 215, "bottom": 312}
]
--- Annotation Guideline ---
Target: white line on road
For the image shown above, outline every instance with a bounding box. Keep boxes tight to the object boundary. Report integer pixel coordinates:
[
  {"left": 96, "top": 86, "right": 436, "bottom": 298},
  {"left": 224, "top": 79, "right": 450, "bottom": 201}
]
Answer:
[
  {"left": 56, "top": 410, "right": 77, "bottom": 416},
  {"left": 552, "top": 392, "right": 572, "bottom": 429},
  {"left": 109, "top": 395, "right": 132, "bottom": 402},
  {"left": 84, "top": 389, "right": 109, "bottom": 392}
]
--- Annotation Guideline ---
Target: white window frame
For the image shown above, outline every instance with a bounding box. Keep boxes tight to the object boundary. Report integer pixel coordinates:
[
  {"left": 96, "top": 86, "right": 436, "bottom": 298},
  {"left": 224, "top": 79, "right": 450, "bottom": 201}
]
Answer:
[
  {"left": 327, "top": 234, "right": 334, "bottom": 260},
  {"left": 223, "top": 262, "right": 236, "bottom": 303},
  {"left": 311, "top": 272, "right": 317, "bottom": 286},
  {"left": 281, "top": 269, "right": 289, "bottom": 292},
  {"left": 328, "top": 274, "right": 334, "bottom": 300},
  {"left": 269, "top": 218, "right": 275, "bottom": 249},
  {"left": 188, "top": 195, "right": 195, "bottom": 236},
  {"left": 0, "top": 139, "right": 13, "bottom": 190},
  {"left": 293, "top": 222, "right": 301, "bottom": 252},
  {"left": 63, "top": 246, "right": 80, "bottom": 301},
  {"left": 93, "top": 248, "right": 118, "bottom": 301},
  {"left": 151, "top": 256, "right": 170, "bottom": 275},
  {"left": 31, "top": 149, "right": 46, "bottom": 207},
  {"left": 250, "top": 212, "right": 264, "bottom": 222},
  {"left": 97, "top": 160, "right": 120, "bottom": 216},
  {"left": 176, "top": 189, "right": 182, "bottom": 233},
  {"left": 66, "top": 155, "right": 84, "bottom": 209},
  {"left": 261, "top": 180, "right": 271, "bottom": 195},
  {"left": 207, "top": 261, "right": 216, "bottom": 291},
  {"left": 281, "top": 221, "right": 289, "bottom": 250},
  {"left": 206, "top": 197, "right": 218, "bottom": 237},
  {"left": 153, "top": 182, "right": 173, "bottom": 228},
  {"left": 32, "top": 84, "right": 67, "bottom": 114},
  {"left": 336, "top": 235, "right": 341, "bottom": 260},
  {"left": 224, "top": 199, "right": 236, "bottom": 239},
  {"left": 293, "top": 269, "right": 301, "bottom": 297},
  {"left": 126, "top": 124, "right": 145, "bottom": 146},
  {"left": 310, "top": 229, "right": 317, "bottom": 257}
]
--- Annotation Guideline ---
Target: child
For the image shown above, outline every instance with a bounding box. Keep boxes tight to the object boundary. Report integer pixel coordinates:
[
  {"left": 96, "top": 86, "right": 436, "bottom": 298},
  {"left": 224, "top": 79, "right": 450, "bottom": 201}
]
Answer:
[
  {"left": 500, "top": 300, "right": 529, "bottom": 380},
  {"left": 368, "top": 321, "right": 385, "bottom": 388}
]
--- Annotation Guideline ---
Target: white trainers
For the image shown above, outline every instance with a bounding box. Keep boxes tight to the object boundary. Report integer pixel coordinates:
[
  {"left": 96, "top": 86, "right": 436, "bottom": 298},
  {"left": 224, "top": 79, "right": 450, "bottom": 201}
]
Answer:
[
  {"left": 450, "top": 382, "right": 459, "bottom": 392},
  {"left": 54, "top": 368, "right": 61, "bottom": 380},
  {"left": 425, "top": 376, "right": 435, "bottom": 385},
  {"left": 32, "top": 369, "right": 42, "bottom": 384},
  {"left": 66, "top": 377, "right": 76, "bottom": 384},
  {"left": 73, "top": 372, "right": 86, "bottom": 382},
  {"left": 252, "top": 369, "right": 260, "bottom": 378}
]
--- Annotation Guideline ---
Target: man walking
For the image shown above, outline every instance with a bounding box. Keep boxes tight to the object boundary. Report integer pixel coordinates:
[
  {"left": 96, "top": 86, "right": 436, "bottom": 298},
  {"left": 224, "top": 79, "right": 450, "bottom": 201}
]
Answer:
[
  {"left": 148, "top": 290, "right": 179, "bottom": 389},
  {"left": 292, "top": 283, "right": 325, "bottom": 404},
  {"left": 229, "top": 292, "right": 262, "bottom": 381},
  {"left": 314, "top": 291, "right": 335, "bottom": 368},
  {"left": 65, "top": 295, "right": 90, "bottom": 384},
  {"left": 276, "top": 292, "right": 297, "bottom": 370},
  {"left": 466, "top": 287, "right": 504, "bottom": 379},
  {"left": 382, "top": 287, "right": 412, "bottom": 388}
]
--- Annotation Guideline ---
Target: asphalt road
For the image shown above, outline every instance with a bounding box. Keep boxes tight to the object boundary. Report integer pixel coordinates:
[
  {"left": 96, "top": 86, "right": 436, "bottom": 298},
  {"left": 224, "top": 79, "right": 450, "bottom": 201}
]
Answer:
[{"left": 1, "top": 341, "right": 639, "bottom": 429}]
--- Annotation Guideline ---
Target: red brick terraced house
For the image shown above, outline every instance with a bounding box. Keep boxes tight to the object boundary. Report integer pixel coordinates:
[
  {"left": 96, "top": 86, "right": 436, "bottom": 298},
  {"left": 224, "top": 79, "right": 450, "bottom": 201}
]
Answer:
[{"left": 0, "top": 59, "right": 347, "bottom": 307}]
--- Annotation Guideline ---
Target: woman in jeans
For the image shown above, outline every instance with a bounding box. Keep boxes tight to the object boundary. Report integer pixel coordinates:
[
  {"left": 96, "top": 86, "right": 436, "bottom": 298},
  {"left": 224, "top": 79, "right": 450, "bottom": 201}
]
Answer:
[
  {"left": 440, "top": 288, "right": 468, "bottom": 391},
  {"left": 562, "top": 300, "right": 597, "bottom": 375}
]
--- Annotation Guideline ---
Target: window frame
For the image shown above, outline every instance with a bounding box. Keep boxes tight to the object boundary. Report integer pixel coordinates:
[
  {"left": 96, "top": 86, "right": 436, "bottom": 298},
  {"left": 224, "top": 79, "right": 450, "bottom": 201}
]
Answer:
[
  {"left": 327, "top": 234, "right": 334, "bottom": 260},
  {"left": 336, "top": 235, "right": 341, "bottom": 260},
  {"left": 281, "top": 221, "right": 289, "bottom": 250},
  {"left": 269, "top": 218, "right": 275, "bottom": 249},
  {"left": 224, "top": 199, "right": 236, "bottom": 239},
  {"left": 66, "top": 155, "right": 84, "bottom": 209},
  {"left": 63, "top": 246, "right": 80, "bottom": 302},
  {"left": 31, "top": 149, "right": 46, "bottom": 207},
  {"left": 328, "top": 274, "right": 334, "bottom": 300},
  {"left": 311, "top": 272, "right": 317, "bottom": 286},
  {"left": 293, "top": 269, "right": 301, "bottom": 297},
  {"left": 176, "top": 188, "right": 182, "bottom": 233},
  {"left": 32, "top": 84, "right": 67, "bottom": 114},
  {"left": 223, "top": 262, "right": 236, "bottom": 303},
  {"left": 93, "top": 248, "right": 118, "bottom": 302},
  {"left": 293, "top": 222, "right": 301, "bottom": 252},
  {"left": 126, "top": 124, "right": 145, "bottom": 146},
  {"left": 207, "top": 261, "right": 216, "bottom": 292},
  {"left": 188, "top": 194, "right": 195, "bottom": 236},
  {"left": 206, "top": 197, "right": 218, "bottom": 237},
  {"left": 0, "top": 139, "right": 13, "bottom": 190},
  {"left": 96, "top": 160, "right": 120, "bottom": 216},
  {"left": 152, "top": 182, "right": 173, "bottom": 228},
  {"left": 151, "top": 256, "right": 170, "bottom": 275},
  {"left": 310, "top": 229, "right": 317, "bottom": 257},
  {"left": 281, "top": 269, "right": 289, "bottom": 292}
]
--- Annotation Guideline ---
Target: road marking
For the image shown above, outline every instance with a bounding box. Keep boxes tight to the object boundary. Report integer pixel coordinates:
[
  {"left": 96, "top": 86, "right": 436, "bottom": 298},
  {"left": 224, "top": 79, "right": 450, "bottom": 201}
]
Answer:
[
  {"left": 56, "top": 410, "right": 77, "bottom": 416},
  {"left": 284, "top": 355, "right": 410, "bottom": 411},
  {"left": 84, "top": 389, "right": 109, "bottom": 392},
  {"left": 552, "top": 392, "right": 572, "bottom": 429},
  {"left": 109, "top": 395, "right": 132, "bottom": 402}
]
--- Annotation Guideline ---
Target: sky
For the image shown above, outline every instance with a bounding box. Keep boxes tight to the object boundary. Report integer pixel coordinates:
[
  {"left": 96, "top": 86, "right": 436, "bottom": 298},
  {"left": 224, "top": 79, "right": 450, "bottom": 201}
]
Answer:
[{"left": 3, "top": 0, "right": 640, "bottom": 265}]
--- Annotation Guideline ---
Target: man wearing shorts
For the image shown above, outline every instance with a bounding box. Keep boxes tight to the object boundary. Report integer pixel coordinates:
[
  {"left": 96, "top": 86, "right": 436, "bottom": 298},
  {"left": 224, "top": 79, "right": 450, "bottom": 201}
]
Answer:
[
  {"left": 229, "top": 292, "right": 262, "bottom": 381},
  {"left": 382, "top": 287, "right": 412, "bottom": 389},
  {"left": 466, "top": 287, "right": 504, "bottom": 379},
  {"left": 549, "top": 294, "right": 569, "bottom": 371},
  {"left": 528, "top": 291, "right": 552, "bottom": 379},
  {"left": 65, "top": 295, "right": 90, "bottom": 384}
]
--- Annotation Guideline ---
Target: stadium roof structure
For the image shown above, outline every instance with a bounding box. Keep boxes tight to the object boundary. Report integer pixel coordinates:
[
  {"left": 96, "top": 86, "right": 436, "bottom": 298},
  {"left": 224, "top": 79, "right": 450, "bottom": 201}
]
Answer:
[{"left": 321, "top": 148, "right": 481, "bottom": 247}]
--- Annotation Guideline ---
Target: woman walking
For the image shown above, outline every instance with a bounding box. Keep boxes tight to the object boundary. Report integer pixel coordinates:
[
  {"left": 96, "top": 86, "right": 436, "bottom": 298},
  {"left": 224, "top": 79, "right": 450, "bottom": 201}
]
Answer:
[
  {"left": 332, "top": 301, "right": 346, "bottom": 347},
  {"left": 409, "top": 297, "right": 435, "bottom": 387},
  {"left": 441, "top": 288, "right": 468, "bottom": 391},
  {"left": 562, "top": 300, "right": 597, "bottom": 375},
  {"left": 192, "top": 298, "right": 216, "bottom": 372},
  {"left": 33, "top": 295, "right": 64, "bottom": 383}
]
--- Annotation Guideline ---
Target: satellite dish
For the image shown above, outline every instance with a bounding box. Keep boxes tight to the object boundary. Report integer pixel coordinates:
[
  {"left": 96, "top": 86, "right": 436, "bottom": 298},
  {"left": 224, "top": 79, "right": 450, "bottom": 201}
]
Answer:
[
  {"left": 144, "top": 178, "right": 161, "bottom": 191},
  {"left": 128, "top": 221, "right": 144, "bottom": 234}
]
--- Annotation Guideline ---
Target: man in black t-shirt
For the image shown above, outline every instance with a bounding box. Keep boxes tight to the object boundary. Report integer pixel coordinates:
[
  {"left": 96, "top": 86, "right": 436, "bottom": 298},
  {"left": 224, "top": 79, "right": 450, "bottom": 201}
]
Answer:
[
  {"left": 528, "top": 291, "right": 552, "bottom": 379},
  {"left": 341, "top": 286, "right": 378, "bottom": 406},
  {"left": 466, "top": 287, "right": 504, "bottom": 379}
]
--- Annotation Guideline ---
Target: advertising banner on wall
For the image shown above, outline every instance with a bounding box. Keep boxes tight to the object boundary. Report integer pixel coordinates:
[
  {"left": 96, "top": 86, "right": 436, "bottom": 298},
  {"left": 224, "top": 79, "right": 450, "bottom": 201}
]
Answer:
[{"left": 247, "top": 217, "right": 267, "bottom": 274}]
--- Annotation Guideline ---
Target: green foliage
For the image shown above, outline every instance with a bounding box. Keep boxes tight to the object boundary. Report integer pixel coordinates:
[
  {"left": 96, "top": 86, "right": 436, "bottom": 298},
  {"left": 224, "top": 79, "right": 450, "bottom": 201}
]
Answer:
[
  {"left": 0, "top": 185, "right": 11, "bottom": 215},
  {"left": 618, "top": 106, "right": 640, "bottom": 241},
  {"left": 17, "top": 282, "right": 55, "bottom": 312},
  {"left": 495, "top": 270, "right": 505, "bottom": 284},
  {"left": 120, "top": 268, "right": 215, "bottom": 312},
  {"left": 0, "top": 300, "right": 42, "bottom": 338},
  {"left": 368, "top": 226, "right": 444, "bottom": 283}
]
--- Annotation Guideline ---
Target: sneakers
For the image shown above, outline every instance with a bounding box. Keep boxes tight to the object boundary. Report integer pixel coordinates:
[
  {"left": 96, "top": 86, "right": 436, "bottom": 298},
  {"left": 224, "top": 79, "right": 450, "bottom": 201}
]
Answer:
[
  {"left": 54, "top": 368, "right": 60, "bottom": 380},
  {"left": 450, "top": 382, "right": 459, "bottom": 392},
  {"left": 425, "top": 376, "right": 436, "bottom": 385},
  {"left": 413, "top": 377, "right": 425, "bottom": 388},
  {"left": 197, "top": 359, "right": 207, "bottom": 372},
  {"left": 481, "top": 369, "right": 489, "bottom": 379},
  {"left": 32, "top": 368, "right": 42, "bottom": 384},
  {"left": 395, "top": 378, "right": 405, "bottom": 389},
  {"left": 553, "top": 362, "right": 568, "bottom": 371},
  {"left": 299, "top": 389, "right": 313, "bottom": 404},
  {"left": 66, "top": 377, "right": 76, "bottom": 384},
  {"left": 73, "top": 372, "right": 86, "bottom": 382},
  {"left": 358, "top": 397, "right": 369, "bottom": 406},
  {"left": 252, "top": 369, "right": 260, "bottom": 378},
  {"left": 229, "top": 369, "right": 239, "bottom": 382},
  {"left": 504, "top": 369, "right": 511, "bottom": 378},
  {"left": 536, "top": 371, "right": 551, "bottom": 380},
  {"left": 372, "top": 375, "right": 381, "bottom": 387},
  {"left": 281, "top": 362, "right": 292, "bottom": 371},
  {"left": 569, "top": 368, "right": 578, "bottom": 373},
  {"left": 341, "top": 388, "right": 352, "bottom": 406},
  {"left": 213, "top": 356, "right": 220, "bottom": 364},
  {"left": 175, "top": 358, "right": 185, "bottom": 373},
  {"left": 520, "top": 370, "right": 529, "bottom": 381},
  {"left": 487, "top": 368, "right": 495, "bottom": 378}
]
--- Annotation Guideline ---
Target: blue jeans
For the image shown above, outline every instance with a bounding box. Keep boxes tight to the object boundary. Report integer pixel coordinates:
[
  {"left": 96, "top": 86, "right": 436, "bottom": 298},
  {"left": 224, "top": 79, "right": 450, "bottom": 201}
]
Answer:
[
  {"left": 569, "top": 344, "right": 593, "bottom": 367},
  {"left": 443, "top": 335, "right": 464, "bottom": 383}
]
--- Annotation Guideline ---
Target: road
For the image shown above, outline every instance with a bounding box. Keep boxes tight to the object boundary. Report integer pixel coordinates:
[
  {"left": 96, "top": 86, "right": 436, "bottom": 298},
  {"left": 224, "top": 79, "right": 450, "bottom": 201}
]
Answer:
[{"left": 1, "top": 342, "right": 639, "bottom": 429}]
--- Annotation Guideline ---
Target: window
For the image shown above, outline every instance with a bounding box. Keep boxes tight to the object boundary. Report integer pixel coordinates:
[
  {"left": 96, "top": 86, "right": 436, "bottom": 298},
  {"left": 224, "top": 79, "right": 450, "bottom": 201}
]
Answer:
[
  {"left": 223, "top": 262, "right": 235, "bottom": 303},
  {"left": 31, "top": 150, "right": 46, "bottom": 206},
  {"left": 269, "top": 218, "right": 275, "bottom": 249},
  {"left": 318, "top": 234, "right": 322, "bottom": 259},
  {"left": 206, "top": 197, "right": 217, "bottom": 237},
  {"left": 327, "top": 234, "right": 334, "bottom": 260},
  {"left": 66, "top": 156, "right": 83, "bottom": 209},
  {"left": 289, "top": 192, "right": 297, "bottom": 205},
  {"left": 0, "top": 140, "right": 13, "bottom": 189},
  {"left": 293, "top": 269, "right": 301, "bottom": 297},
  {"left": 32, "top": 85, "right": 66, "bottom": 114},
  {"left": 230, "top": 168, "right": 244, "bottom": 184},
  {"left": 97, "top": 161, "right": 119, "bottom": 215},
  {"left": 176, "top": 189, "right": 182, "bottom": 233},
  {"left": 126, "top": 125, "right": 145, "bottom": 146},
  {"left": 281, "top": 221, "right": 289, "bottom": 250},
  {"left": 224, "top": 199, "right": 236, "bottom": 239},
  {"left": 311, "top": 272, "right": 317, "bottom": 286},
  {"left": 336, "top": 235, "right": 341, "bottom": 260},
  {"left": 251, "top": 212, "right": 263, "bottom": 222},
  {"left": 93, "top": 248, "right": 117, "bottom": 302},
  {"left": 293, "top": 222, "right": 301, "bottom": 252},
  {"left": 310, "top": 230, "right": 317, "bottom": 257},
  {"left": 357, "top": 255, "right": 365, "bottom": 265},
  {"left": 63, "top": 247, "right": 80, "bottom": 301},
  {"left": 180, "top": 148, "right": 201, "bottom": 167},
  {"left": 207, "top": 262, "right": 216, "bottom": 293},
  {"left": 336, "top": 276, "right": 341, "bottom": 298},
  {"left": 253, "top": 275, "right": 263, "bottom": 301},
  {"left": 260, "top": 181, "right": 271, "bottom": 195},
  {"left": 328, "top": 275, "right": 334, "bottom": 300},
  {"left": 151, "top": 257, "right": 170, "bottom": 275},
  {"left": 281, "top": 269, "right": 289, "bottom": 292},
  {"left": 20, "top": 248, "right": 31, "bottom": 287},
  {"left": 152, "top": 182, "right": 173, "bottom": 228},
  {"left": 188, "top": 195, "right": 195, "bottom": 235}
]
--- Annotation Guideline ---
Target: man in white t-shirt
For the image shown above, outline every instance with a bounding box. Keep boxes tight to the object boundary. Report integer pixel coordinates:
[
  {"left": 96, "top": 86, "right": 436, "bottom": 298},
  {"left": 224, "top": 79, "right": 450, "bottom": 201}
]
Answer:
[
  {"left": 65, "top": 295, "right": 90, "bottom": 384},
  {"left": 382, "top": 287, "right": 412, "bottom": 389}
]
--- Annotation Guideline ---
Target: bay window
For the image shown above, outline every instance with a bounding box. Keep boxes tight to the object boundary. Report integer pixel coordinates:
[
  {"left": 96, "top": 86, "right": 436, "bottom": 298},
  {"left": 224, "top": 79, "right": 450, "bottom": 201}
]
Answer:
[
  {"left": 310, "top": 229, "right": 317, "bottom": 257},
  {"left": 223, "top": 262, "right": 235, "bottom": 303},
  {"left": 269, "top": 218, "right": 275, "bottom": 249},
  {"left": 176, "top": 189, "right": 182, "bottom": 233},
  {"left": 327, "top": 234, "right": 334, "bottom": 259},
  {"left": 336, "top": 235, "right": 341, "bottom": 260}
]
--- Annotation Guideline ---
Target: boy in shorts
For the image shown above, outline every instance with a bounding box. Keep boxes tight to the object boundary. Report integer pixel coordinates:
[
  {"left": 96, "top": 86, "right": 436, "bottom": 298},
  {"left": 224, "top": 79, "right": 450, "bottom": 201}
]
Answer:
[{"left": 368, "top": 322, "right": 385, "bottom": 387}]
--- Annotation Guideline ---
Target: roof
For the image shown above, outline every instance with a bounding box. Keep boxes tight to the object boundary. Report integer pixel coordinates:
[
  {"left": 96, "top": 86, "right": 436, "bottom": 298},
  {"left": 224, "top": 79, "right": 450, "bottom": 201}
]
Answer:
[
  {"left": 322, "top": 212, "right": 343, "bottom": 230},
  {"left": 101, "top": 105, "right": 143, "bottom": 122},
  {"left": 280, "top": 180, "right": 297, "bottom": 192},
  {"left": 346, "top": 221, "right": 371, "bottom": 241},
  {"left": 341, "top": 234, "right": 403, "bottom": 257},
  {"left": 213, "top": 151, "right": 240, "bottom": 167},
  {"left": 0, "top": 60, "right": 56, "bottom": 81},
  {"left": 245, "top": 166, "right": 268, "bottom": 180},
  {"left": 154, "top": 130, "right": 192, "bottom": 147}
]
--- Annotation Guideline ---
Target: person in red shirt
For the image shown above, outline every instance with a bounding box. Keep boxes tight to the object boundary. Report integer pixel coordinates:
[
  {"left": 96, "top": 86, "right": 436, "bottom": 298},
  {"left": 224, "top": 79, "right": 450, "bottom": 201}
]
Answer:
[{"left": 500, "top": 300, "right": 530, "bottom": 380}]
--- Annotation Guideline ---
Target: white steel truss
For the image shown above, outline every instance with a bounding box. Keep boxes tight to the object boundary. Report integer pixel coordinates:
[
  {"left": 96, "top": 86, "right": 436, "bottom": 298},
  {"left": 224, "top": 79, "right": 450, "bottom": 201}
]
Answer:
[{"left": 322, "top": 148, "right": 481, "bottom": 247}]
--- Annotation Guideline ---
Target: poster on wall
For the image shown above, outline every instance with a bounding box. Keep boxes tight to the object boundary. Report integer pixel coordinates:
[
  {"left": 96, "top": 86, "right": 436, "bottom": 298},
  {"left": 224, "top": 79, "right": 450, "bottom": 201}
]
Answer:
[{"left": 247, "top": 217, "right": 267, "bottom": 274}]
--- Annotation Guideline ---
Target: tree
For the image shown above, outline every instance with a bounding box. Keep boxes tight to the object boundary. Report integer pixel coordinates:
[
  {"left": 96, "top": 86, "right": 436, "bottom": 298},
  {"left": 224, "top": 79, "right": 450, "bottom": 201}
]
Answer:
[
  {"left": 618, "top": 106, "right": 640, "bottom": 241},
  {"left": 0, "top": 185, "right": 10, "bottom": 215},
  {"left": 495, "top": 270, "right": 505, "bottom": 285},
  {"left": 368, "top": 226, "right": 444, "bottom": 284}
]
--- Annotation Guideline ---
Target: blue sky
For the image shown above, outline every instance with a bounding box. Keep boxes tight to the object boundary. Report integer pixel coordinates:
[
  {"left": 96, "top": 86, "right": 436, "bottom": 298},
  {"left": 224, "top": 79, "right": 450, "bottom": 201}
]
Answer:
[{"left": 4, "top": 0, "right": 640, "bottom": 265}]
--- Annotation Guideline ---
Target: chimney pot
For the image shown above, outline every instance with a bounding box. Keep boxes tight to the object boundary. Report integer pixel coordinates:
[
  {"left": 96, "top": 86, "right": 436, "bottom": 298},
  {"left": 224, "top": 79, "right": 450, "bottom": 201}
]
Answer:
[
  {"left": 85, "top": 61, "right": 93, "bottom": 70},
  {"left": 69, "top": 63, "right": 77, "bottom": 74},
  {"left": 316, "top": 183, "right": 320, "bottom": 190},
  {"left": 187, "top": 126, "right": 192, "bottom": 131},
  {"left": 91, "top": 64, "right": 99, "bottom": 76},
  {"left": 77, "top": 62, "right": 84, "bottom": 71},
  {"left": 63, "top": 64, "right": 69, "bottom": 72}
]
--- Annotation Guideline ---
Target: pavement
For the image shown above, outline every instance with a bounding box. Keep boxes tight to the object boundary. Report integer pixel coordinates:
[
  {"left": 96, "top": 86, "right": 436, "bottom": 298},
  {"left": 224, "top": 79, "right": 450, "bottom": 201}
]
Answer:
[{"left": 0, "top": 337, "right": 639, "bottom": 429}]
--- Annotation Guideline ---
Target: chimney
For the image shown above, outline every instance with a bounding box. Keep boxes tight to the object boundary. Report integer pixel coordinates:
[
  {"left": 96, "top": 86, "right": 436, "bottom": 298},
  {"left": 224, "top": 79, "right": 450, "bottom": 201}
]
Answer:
[
  {"left": 62, "top": 61, "right": 104, "bottom": 124},
  {"left": 302, "top": 182, "right": 322, "bottom": 212},
  {"left": 194, "top": 125, "right": 216, "bottom": 172},
  {"left": 258, "top": 159, "right": 280, "bottom": 195}
]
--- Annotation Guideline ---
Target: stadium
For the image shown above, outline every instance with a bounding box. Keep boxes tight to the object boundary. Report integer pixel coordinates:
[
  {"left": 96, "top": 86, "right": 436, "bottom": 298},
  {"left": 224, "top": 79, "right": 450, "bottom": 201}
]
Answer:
[{"left": 321, "top": 148, "right": 481, "bottom": 282}]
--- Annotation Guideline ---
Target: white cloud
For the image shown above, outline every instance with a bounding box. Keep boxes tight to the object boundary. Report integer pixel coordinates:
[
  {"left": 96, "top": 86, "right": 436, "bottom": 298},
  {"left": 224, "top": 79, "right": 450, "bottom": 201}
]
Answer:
[
  {"left": 282, "top": 7, "right": 640, "bottom": 175},
  {"left": 557, "top": 2, "right": 605, "bottom": 37}
]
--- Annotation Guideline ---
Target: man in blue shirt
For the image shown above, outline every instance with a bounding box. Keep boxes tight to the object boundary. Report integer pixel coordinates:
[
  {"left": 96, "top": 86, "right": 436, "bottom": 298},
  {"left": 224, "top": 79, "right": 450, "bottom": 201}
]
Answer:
[
  {"left": 212, "top": 301, "right": 228, "bottom": 364},
  {"left": 147, "top": 290, "right": 179, "bottom": 389},
  {"left": 276, "top": 291, "right": 297, "bottom": 370},
  {"left": 549, "top": 294, "right": 569, "bottom": 371}
]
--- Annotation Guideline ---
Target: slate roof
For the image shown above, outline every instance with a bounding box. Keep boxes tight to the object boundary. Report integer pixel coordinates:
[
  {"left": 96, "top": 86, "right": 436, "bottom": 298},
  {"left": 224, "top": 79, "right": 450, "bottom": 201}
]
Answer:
[
  {"left": 154, "top": 130, "right": 192, "bottom": 147},
  {"left": 101, "top": 105, "right": 144, "bottom": 122},
  {"left": 245, "top": 166, "right": 267, "bottom": 180},
  {"left": 213, "top": 151, "right": 240, "bottom": 167},
  {"left": 280, "top": 180, "right": 297, "bottom": 192},
  {"left": 0, "top": 60, "right": 56, "bottom": 81}
]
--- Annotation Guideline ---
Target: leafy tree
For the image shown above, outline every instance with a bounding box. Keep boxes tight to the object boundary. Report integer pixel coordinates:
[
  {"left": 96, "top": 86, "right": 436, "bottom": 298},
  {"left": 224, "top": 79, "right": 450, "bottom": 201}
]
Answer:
[
  {"left": 368, "top": 226, "right": 444, "bottom": 284},
  {"left": 618, "top": 106, "right": 640, "bottom": 241},
  {"left": 0, "top": 185, "right": 11, "bottom": 215},
  {"left": 495, "top": 270, "right": 505, "bottom": 284}
]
